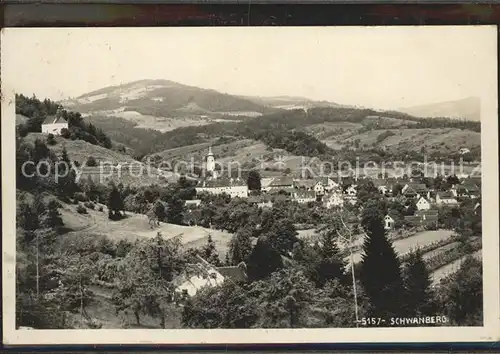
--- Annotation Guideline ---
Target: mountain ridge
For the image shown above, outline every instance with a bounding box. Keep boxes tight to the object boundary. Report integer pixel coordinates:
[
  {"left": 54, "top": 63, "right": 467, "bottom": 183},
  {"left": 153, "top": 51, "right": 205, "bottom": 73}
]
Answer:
[{"left": 399, "top": 96, "right": 480, "bottom": 122}]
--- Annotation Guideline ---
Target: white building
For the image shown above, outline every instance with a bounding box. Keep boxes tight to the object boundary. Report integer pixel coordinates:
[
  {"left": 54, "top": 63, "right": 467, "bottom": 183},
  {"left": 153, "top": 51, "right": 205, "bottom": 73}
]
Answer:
[
  {"left": 325, "top": 192, "right": 344, "bottom": 209},
  {"left": 416, "top": 196, "right": 431, "bottom": 211},
  {"left": 436, "top": 192, "right": 458, "bottom": 206},
  {"left": 41, "top": 115, "right": 68, "bottom": 135},
  {"left": 384, "top": 214, "right": 395, "bottom": 230},
  {"left": 293, "top": 190, "right": 317, "bottom": 204},
  {"left": 196, "top": 178, "right": 249, "bottom": 198},
  {"left": 313, "top": 181, "right": 325, "bottom": 196}
]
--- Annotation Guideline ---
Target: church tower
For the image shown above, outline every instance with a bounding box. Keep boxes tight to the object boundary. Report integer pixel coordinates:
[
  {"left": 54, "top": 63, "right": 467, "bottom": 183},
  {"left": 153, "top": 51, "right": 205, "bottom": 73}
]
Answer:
[{"left": 206, "top": 146, "right": 216, "bottom": 177}]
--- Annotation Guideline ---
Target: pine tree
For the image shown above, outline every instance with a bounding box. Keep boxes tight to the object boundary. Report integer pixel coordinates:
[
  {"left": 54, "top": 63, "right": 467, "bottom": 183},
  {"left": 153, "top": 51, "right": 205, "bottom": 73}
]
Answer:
[
  {"left": 167, "top": 196, "right": 185, "bottom": 225},
  {"left": 43, "top": 200, "right": 64, "bottom": 229},
  {"left": 359, "top": 207, "right": 404, "bottom": 318},
  {"left": 402, "top": 249, "right": 436, "bottom": 317},
  {"left": 202, "top": 234, "right": 222, "bottom": 266},
  {"left": 107, "top": 184, "right": 124, "bottom": 219},
  {"left": 246, "top": 236, "right": 283, "bottom": 281},
  {"left": 229, "top": 227, "right": 253, "bottom": 265},
  {"left": 154, "top": 200, "right": 166, "bottom": 222},
  {"left": 311, "top": 229, "right": 346, "bottom": 287}
]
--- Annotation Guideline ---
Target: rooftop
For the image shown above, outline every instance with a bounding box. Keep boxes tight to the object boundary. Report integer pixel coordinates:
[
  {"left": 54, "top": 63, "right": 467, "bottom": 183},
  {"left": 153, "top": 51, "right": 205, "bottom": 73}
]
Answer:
[{"left": 42, "top": 115, "right": 67, "bottom": 125}]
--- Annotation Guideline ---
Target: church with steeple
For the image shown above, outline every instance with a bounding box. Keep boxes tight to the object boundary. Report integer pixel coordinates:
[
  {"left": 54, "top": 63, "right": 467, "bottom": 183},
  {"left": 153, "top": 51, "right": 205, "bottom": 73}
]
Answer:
[
  {"left": 195, "top": 147, "right": 248, "bottom": 198},
  {"left": 206, "top": 146, "right": 217, "bottom": 178}
]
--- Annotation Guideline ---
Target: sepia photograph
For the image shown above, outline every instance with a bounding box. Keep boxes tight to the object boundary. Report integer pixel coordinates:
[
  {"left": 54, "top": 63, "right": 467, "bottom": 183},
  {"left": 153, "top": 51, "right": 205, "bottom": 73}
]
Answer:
[{"left": 1, "top": 26, "right": 499, "bottom": 345}]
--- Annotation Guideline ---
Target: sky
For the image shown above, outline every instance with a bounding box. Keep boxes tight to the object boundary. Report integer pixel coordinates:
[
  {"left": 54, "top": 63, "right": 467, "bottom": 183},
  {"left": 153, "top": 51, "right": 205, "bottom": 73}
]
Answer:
[{"left": 1, "top": 26, "right": 496, "bottom": 110}]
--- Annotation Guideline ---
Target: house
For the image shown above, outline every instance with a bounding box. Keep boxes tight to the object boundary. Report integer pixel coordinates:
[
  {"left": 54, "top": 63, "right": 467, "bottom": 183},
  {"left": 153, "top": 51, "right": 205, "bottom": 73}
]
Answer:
[
  {"left": 416, "top": 196, "right": 431, "bottom": 211},
  {"left": 458, "top": 180, "right": 481, "bottom": 199},
  {"left": 416, "top": 209, "right": 439, "bottom": 227},
  {"left": 293, "top": 190, "right": 317, "bottom": 204},
  {"left": 268, "top": 176, "right": 294, "bottom": 194},
  {"left": 372, "top": 179, "right": 389, "bottom": 195},
  {"left": 384, "top": 214, "right": 395, "bottom": 230},
  {"left": 293, "top": 179, "right": 317, "bottom": 191},
  {"left": 402, "top": 183, "right": 428, "bottom": 199},
  {"left": 324, "top": 191, "right": 344, "bottom": 209},
  {"left": 248, "top": 195, "right": 274, "bottom": 209},
  {"left": 216, "top": 262, "right": 248, "bottom": 283},
  {"left": 185, "top": 199, "right": 201, "bottom": 208},
  {"left": 345, "top": 184, "right": 357, "bottom": 197},
  {"left": 404, "top": 210, "right": 438, "bottom": 227},
  {"left": 313, "top": 181, "right": 326, "bottom": 196},
  {"left": 175, "top": 257, "right": 225, "bottom": 297},
  {"left": 261, "top": 178, "right": 276, "bottom": 193},
  {"left": 459, "top": 148, "right": 471, "bottom": 155},
  {"left": 195, "top": 178, "right": 249, "bottom": 198},
  {"left": 316, "top": 176, "right": 340, "bottom": 192},
  {"left": 436, "top": 191, "right": 458, "bottom": 206},
  {"left": 41, "top": 115, "right": 68, "bottom": 135}
]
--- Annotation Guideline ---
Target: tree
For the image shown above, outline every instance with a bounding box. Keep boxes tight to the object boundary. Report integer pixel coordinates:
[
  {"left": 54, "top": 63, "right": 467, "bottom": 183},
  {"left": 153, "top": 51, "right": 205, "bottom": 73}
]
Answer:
[
  {"left": 166, "top": 196, "right": 185, "bottom": 225},
  {"left": 265, "top": 218, "right": 298, "bottom": 255},
  {"left": 246, "top": 236, "right": 283, "bottom": 281},
  {"left": 113, "top": 235, "right": 185, "bottom": 328},
  {"left": 107, "top": 184, "right": 124, "bottom": 219},
  {"left": 86, "top": 156, "right": 97, "bottom": 167},
  {"left": 47, "top": 134, "right": 57, "bottom": 145},
  {"left": 153, "top": 200, "right": 167, "bottom": 222},
  {"left": 406, "top": 200, "right": 418, "bottom": 216},
  {"left": 202, "top": 234, "right": 222, "bottom": 266},
  {"left": 437, "top": 256, "right": 483, "bottom": 325},
  {"left": 248, "top": 268, "right": 321, "bottom": 328},
  {"left": 392, "top": 183, "right": 403, "bottom": 197},
  {"left": 18, "top": 201, "right": 40, "bottom": 243},
  {"left": 229, "top": 227, "right": 253, "bottom": 265},
  {"left": 58, "top": 147, "right": 77, "bottom": 198},
  {"left": 182, "top": 281, "right": 257, "bottom": 329},
  {"left": 247, "top": 170, "right": 262, "bottom": 192},
  {"left": 43, "top": 200, "right": 64, "bottom": 229},
  {"left": 309, "top": 228, "right": 346, "bottom": 287},
  {"left": 359, "top": 210, "right": 404, "bottom": 318},
  {"left": 402, "top": 249, "right": 436, "bottom": 317}
]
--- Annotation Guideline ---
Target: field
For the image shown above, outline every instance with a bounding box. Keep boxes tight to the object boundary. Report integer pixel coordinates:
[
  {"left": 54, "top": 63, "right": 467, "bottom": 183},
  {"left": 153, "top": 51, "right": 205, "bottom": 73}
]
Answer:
[
  {"left": 347, "top": 230, "right": 455, "bottom": 264},
  {"left": 431, "top": 249, "right": 482, "bottom": 285},
  {"left": 23, "top": 133, "right": 137, "bottom": 165},
  {"left": 59, "top": 200, "right": 233, "bottom": 256},
  {"left": 342, "top": 128, "right": 480, "bottom": 155}
]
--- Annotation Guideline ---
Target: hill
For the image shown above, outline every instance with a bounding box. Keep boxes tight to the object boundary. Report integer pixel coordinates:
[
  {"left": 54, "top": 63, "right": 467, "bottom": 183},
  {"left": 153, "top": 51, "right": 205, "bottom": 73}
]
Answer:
[
  {"left": 61, "top": 79, "right": 277, "bottom": 131},
  {"left": 20, "top": 133, "right": 180, "bottom": 186},
  {"left": 240, "top": 95, "right": 344, "bottom": 110},
  {"left": 399, "top": 97, "right": 480, "bottom": 122}
]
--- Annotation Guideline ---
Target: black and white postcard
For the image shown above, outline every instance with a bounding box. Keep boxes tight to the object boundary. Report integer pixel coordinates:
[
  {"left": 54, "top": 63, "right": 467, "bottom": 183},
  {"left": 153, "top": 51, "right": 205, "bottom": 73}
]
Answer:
[{"left": 2, "top": 26, "right": 499, "bottom": 345}]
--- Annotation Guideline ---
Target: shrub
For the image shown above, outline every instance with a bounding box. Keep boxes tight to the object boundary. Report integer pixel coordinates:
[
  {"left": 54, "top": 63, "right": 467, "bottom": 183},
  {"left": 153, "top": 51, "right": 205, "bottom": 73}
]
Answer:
[
  {"left": 76, "top": 204, "right": 88, "bottom": 214},
  {"left": 74, "top": 192, "right": 88, "bottom": 202},
  {"left": 47, "top": 134, "right": 57, "bottom": 145},
  {"left": 60, "top": 128, "right": 70, "bottom": 139},
  {"left": 86, "top": 156, "right": 97, "bottom": 167},
  {"left": 98, "top": 205, "right": 104, "bottom": 212},
  {"left": 84, "top": 201, "right": 95, "bottom": 210}
]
